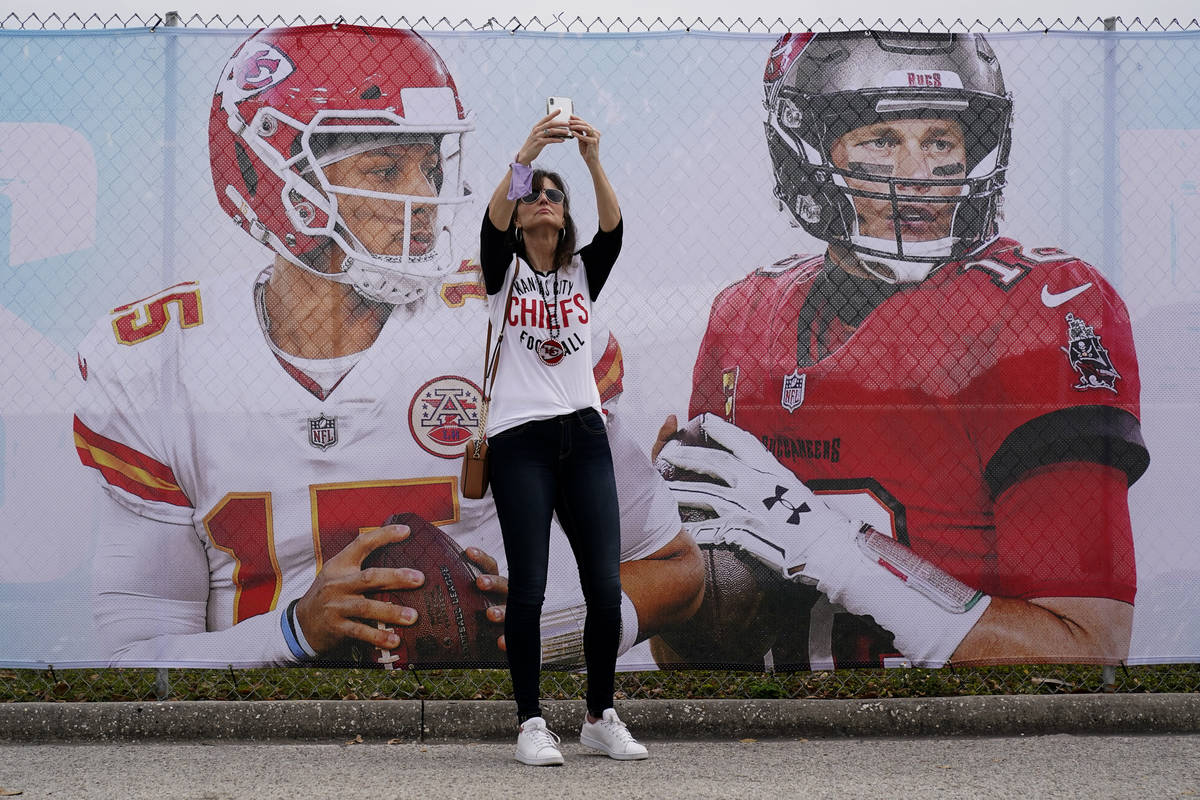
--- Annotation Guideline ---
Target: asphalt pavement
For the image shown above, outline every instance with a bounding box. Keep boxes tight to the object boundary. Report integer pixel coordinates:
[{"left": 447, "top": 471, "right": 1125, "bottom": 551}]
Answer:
[
  {"left": 2, "top": 734, "right": 1198, "bottom": 799},
  {"left": 2, "top": 696, "right": 1198, "bottom": 798}
]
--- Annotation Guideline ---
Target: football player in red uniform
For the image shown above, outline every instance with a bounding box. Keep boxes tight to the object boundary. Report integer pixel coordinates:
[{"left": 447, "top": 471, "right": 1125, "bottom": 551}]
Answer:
[
  {"left": 653, "top": 31, "right": 1149, "bottom": 668},
  {"left": 73, "top": 24, "right": 702, "bottom": 667}
]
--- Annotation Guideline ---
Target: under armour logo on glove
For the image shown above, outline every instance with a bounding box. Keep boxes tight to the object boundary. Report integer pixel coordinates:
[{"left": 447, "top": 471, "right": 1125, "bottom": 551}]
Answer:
[{"left": 763, "top": 485, "right": 810, "bottom": 525}]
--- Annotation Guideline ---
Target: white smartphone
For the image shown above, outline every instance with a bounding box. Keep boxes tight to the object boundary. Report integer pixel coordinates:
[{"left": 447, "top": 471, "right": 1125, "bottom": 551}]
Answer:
[{"left": 546, "top": 96, "right": 573, "bottom": 138}]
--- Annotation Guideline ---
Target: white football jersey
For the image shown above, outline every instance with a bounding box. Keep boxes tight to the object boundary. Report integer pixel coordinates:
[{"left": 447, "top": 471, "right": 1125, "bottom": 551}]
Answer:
[{"left": 74, "top": 264, "right": 679, "bottom": 637}]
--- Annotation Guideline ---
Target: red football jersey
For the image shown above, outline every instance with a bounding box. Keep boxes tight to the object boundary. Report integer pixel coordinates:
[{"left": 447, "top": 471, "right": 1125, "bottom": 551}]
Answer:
[{"left": 690, "top": 238, "right": 1148, "bottom": 611}]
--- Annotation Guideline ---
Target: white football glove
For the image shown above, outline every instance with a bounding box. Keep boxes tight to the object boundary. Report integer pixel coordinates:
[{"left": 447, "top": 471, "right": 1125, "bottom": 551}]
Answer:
[
  {"left": 655, "top": 414, "right": 991, "bottom": 667},
  {"left": 654, "top": 413, "right": 858, "bottom": 581}
]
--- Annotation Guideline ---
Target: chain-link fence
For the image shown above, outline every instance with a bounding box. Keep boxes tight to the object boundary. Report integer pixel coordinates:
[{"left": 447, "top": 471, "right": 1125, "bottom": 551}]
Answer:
[
  {"left": 2, "top": 15, "right": 1199, "bottom": 704},
  {"left": 2, "top": 12, "right": 1199, "bottom": 31}
]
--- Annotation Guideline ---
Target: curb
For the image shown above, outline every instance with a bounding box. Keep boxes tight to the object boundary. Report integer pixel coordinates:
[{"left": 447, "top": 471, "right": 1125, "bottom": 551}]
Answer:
[{"left": 2, "top": 694, "right": 1199, "bottom": 742}]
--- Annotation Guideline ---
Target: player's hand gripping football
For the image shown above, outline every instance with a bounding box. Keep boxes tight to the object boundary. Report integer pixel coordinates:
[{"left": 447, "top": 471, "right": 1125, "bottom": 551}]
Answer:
[
  {"left": 654, "top": 413, "right": 992, "bottom": 667},
  {"left": 295, "top": 517, "right": 507, "bottom": 661},
  {"left": 653, "top": 413, "right": 861, "bottom": 582},
  {"left": 463, "top": 545, "right": 510, "bottom": 651},
  {"left": 294, "top": 521, "right": 426, "bottom": 655}
]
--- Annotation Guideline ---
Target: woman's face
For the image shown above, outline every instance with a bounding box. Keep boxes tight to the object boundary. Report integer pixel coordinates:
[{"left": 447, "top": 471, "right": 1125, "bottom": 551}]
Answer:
[{"left": 515, "top": 178, "right": 566, "bottom": 236}]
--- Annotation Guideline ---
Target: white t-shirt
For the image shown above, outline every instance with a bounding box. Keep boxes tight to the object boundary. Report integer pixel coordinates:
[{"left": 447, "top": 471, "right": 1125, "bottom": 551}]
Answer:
[{"left": 485, "top": 255, "right": 603, "bottom": 435}]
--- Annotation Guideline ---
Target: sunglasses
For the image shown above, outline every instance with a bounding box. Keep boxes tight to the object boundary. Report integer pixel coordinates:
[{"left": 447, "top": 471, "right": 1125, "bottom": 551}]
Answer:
[{"left": 519, "top": 188, "right": 566, "bottom": 205}]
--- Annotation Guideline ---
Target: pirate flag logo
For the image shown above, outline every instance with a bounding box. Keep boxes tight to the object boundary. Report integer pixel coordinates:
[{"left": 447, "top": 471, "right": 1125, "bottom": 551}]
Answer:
[{"left": 1061, "top": 312, "right": 1121, "bottom": 393}]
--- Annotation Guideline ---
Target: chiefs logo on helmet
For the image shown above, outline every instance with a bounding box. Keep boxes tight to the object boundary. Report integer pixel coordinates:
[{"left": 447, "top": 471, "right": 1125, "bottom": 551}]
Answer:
[{"left": 238, "top": 46, "right": 293, "bottom": 92}]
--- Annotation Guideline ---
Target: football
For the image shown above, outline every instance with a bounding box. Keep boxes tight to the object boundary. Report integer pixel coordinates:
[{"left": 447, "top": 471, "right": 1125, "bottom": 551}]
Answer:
[
  {"left": 339, "top": 512, "right": 504, "bottom": 670},
  {"left": 651, "top": 544, "right": 780, "bottom": 667}
]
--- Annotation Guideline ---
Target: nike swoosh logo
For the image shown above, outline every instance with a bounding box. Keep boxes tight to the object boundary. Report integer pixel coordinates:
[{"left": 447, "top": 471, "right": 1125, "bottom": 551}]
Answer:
[{"left": 1041, "top": 282, "right": 1093, "bottom": 307}]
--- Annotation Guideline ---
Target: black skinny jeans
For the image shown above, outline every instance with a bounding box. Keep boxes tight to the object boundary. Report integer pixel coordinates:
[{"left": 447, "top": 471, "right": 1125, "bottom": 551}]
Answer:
[{"left": 487, "top": 407, "right": 623, "bottom": 722}]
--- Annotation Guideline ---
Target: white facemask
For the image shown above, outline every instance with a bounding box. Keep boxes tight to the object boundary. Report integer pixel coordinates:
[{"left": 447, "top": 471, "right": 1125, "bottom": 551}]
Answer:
[{"left": 849, "top": 233, "right": 957, "bottom": 283}]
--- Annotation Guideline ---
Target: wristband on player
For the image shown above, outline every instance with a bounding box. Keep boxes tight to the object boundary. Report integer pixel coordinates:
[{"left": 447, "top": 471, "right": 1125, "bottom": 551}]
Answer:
[
  {"left": 803, "top": 524, "right": 992, "bottom": 668},
  {"left": 291, "top": 600, "right": 318, "bottom": 658},
  {"left": 540, "top": 590, "right": 639, "bottom": 666},
  {"left": 618, "top": 591, "right": 640, "bottom": 656},
  {"left": 506, "top": 160, "right": 534, "bottom": 201},
  {"left": 281, "top": 599, "right": 317, "bottom": 661}
]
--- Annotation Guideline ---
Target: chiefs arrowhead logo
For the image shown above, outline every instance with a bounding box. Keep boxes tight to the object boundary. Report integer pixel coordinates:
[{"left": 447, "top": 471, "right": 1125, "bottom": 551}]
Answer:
[
  {"left": 237, "top": 45, "right": 294, "bottom": 93},
  {"left": 218, "top": 42, "right": 295, "bottom": 106}
]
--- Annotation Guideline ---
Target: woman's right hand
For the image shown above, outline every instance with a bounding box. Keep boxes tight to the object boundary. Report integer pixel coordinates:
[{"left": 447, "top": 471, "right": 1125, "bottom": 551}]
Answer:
[{"left": 515, "top": 111, "right": 571, "bottom": 166}]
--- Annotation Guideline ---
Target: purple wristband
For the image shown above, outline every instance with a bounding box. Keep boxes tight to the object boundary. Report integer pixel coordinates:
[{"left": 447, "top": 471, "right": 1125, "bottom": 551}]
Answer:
[{"left": 506, "top": 161, "right": 533, "bottom": 200}]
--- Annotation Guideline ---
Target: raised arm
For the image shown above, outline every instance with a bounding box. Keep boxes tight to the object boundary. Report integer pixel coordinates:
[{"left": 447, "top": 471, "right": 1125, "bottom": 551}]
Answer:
[
  {"left": 487, "top": 111, "right": 568, "bottom": 231},
  {"left": 569, "top": 116, "right": 621, "bottom": 232}
]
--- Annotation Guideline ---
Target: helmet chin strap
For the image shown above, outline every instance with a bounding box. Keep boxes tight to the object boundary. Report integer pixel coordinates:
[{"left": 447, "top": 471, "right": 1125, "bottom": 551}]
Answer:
[
  {"left": 275, "top": 234, "right": 436, "bottom": 306},
  {"left": 339, "top": 253, "right": 432, "bottom": 305},
  {"left": 336, "top": 224, "right": 456, "bottom": 305},
  {"left": 848, "top": 234, "right": 956, "bottom": 284}
]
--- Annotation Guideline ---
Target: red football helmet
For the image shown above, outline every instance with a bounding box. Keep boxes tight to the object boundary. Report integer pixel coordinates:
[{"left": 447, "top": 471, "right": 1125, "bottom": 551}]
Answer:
[{"left": 209, "top": 24, "right": 474, "bottom": 304}]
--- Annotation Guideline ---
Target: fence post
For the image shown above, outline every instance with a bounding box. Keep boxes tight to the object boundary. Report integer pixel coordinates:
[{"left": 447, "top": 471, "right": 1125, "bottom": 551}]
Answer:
[
  {"left": 155, "top": 668, "right": 171, "bottom": 700},
  {"left": 161, "top": 10, "right": 180, "bottom": 288},
  {"left": 155, "top": 18, "right": 181, "bottom": 699},
  {"left": 1102, "top": 16, "right": 1121, "bottom": 289}
]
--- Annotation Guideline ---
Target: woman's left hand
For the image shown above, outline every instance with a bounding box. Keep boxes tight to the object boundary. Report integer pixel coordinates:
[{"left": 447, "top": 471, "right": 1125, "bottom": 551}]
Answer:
[{"left": 569, "top": 115, "right": 601, "bottom": 166}]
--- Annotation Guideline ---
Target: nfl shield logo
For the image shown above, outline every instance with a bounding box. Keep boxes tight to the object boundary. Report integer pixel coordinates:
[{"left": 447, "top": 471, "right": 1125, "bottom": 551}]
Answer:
[
  {"left": 309, "top": 414, "right": 338, "bottom": 450},
  {"left": 781, "top": 369, "right": 806, "bottom": 413}
]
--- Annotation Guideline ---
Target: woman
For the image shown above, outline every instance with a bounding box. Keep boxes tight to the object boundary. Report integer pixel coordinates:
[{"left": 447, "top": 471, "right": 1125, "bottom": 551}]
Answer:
[{"left": 480, "top": 111, "right": 647, "bottom": 765}]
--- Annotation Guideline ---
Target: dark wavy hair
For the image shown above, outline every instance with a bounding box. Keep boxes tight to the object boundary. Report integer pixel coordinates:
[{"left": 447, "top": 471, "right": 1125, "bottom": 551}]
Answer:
[{"left": 508, "top": 169, "right": 577, "bottom": 270}]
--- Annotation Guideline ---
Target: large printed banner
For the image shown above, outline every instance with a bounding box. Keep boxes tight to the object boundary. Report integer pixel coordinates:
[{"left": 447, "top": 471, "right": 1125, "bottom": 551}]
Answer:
[{"left": 1, "top": 26, "right": 1198, "bottom": 670}]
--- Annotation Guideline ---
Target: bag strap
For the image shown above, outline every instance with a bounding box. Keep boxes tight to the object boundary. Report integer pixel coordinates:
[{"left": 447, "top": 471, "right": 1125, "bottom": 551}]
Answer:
[{"left": 475, "top": 260, "right": 518, "bottom": 443}]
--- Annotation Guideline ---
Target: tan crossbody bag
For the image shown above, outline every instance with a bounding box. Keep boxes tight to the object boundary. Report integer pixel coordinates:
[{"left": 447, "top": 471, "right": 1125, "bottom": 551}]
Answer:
[{"left": 460, "top": 262, "right": 518, "bottom": 499}]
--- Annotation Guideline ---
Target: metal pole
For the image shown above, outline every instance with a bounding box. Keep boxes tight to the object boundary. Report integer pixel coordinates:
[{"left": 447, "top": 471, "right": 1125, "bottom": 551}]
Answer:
[
  {"left": 155, "top": 667, "right": 171, "bottom": 700},
  {"left": 156, "top": 15, "right": 180, "bottom": 705},
  {"left": 1101, "top": 17, "right": 1121, "bottom": 289},
  {"left": 162, "top": 10, "right": 180, "bottom": 287}
]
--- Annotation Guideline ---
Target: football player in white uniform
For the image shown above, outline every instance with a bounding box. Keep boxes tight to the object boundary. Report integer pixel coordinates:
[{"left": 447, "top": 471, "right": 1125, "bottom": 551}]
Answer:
[{"left": 73, "top": 24, "right": 702, "bottom": 667}]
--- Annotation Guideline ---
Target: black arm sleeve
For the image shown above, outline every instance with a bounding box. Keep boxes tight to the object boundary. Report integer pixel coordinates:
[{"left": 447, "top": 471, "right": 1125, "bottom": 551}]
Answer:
[
  {"left": 578, "top": 217, "right": 623, "bottom": 300},
  {"left": 479, "top": 211, "right": 514, "bottom": 296},
  {"left": 984, "top": 405, "right": 1150, "bottom": 499}
]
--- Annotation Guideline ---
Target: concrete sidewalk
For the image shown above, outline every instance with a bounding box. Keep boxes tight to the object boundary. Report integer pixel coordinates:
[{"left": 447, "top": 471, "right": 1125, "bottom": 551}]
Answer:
[{"left": 2, "top": 694, "right": 1199, "bottom": 742}]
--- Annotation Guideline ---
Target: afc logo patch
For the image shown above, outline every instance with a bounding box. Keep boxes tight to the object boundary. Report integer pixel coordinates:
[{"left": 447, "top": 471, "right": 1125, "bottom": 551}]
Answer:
[
  {"left": 1062, "top": 312, "right": 1121, "bottom": 393},
  {"left": 781, "top": 369, "right": 806, "bottom": 413},
  {"left": 409, "top": 376, "right": 484, "bottom": 458},
  {"left": 309, "top": 414, "right": 338, "bottom": 450}
]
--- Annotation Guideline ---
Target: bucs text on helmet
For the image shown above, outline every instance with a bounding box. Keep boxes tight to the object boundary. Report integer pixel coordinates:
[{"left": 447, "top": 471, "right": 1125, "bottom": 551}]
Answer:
[
  {"left": 209, "top": 24, "right": 475, "bottom": 305},
  {"left": 763, "top": 31, "right": 1013, "bottom": 283}
]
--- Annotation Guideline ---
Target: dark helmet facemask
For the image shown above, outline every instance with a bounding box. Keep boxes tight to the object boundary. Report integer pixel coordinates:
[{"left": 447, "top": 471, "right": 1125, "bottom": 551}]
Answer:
[{"left": 764, "top": 32, "right": 1012, "bottom": 283}]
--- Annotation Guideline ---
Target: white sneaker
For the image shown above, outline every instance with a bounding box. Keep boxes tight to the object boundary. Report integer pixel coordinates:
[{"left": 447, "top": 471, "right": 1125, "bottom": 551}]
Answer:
[
  {"left": 579, "top": 708, "right": 648, "bottom": 760},
  {"left": 515, "top": 716, "right": 564, "bottom": 766}
]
